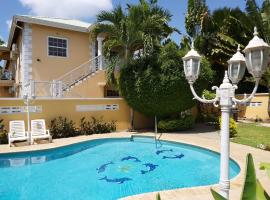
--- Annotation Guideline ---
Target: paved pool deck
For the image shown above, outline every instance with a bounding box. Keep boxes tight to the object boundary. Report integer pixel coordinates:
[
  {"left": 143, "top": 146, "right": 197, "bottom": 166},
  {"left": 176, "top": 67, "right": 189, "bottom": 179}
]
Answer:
[{"left": 0, "top": 127, "right": 269, "bottom": 200}]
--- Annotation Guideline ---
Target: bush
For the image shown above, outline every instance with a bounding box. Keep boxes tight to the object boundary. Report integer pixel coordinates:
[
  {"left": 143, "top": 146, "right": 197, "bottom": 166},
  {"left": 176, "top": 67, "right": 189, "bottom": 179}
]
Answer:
[
  {"left": 79, "top": 117, "right": 116, "bottom": 135},
  {"left": 0, "top": 119, "right": 8, "bottom": 144},
  {"left": 218, "top": 117, "right": 237, "bottom": 138},
  {"left": 196, "top": 113, "right": 218, "bottom": 123},
  {"left": 119, "top": 42, "right": 214, "bottom": 118},
  {"left": 158, "top": 115, "right": 194, "bottom": 132},
  {"left": 49, "top": 117, "right": 78, "bottom": 139}
]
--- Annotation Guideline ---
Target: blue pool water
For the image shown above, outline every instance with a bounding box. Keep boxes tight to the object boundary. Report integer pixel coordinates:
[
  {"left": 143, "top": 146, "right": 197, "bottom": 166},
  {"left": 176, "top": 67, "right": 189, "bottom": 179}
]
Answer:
[{"left": 0, "top": 137, "right": 240, "bottom": 200}]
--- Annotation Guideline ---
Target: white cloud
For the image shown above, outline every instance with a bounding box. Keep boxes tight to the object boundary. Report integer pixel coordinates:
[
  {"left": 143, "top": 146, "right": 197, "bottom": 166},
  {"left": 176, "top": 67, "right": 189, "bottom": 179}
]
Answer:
[
  {"left": 19, "top": 0, "right": 113, "bottom": 19},
  {"left": 6, "top": 20, "right": 12, "bottom": 30}
]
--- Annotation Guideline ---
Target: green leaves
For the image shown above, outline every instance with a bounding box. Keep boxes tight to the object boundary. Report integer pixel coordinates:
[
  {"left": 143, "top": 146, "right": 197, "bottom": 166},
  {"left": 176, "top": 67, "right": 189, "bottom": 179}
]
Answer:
[
  {"left": 256, "top": 180, "right": 270, "bottom": 200},
  {"left": 156, "top": 193, "right": 161, "bottom": 200},
  {"left": 211, "top": 154, "right": 270, "bottom": 200},
  {"left": 119, "top": 41, "right": 213, "bottom": 118},
  {"left": 210, "top": 188, "right": 227, "bottom": 200},
  {"left": 94, "top": 0, "right": 179, "bottom": 88},
  {"left": 260, "top": 162, "right": 270, "bottom": 179},
  {"left": 241, "top": 153, "right": 257, "bottom": 200}
]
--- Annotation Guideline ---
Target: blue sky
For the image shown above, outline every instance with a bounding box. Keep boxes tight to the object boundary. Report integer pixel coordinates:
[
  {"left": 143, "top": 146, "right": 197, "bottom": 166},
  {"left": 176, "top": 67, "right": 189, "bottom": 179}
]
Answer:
[{"left": 0, "top": 0, "right": 264, "bottom": 45}]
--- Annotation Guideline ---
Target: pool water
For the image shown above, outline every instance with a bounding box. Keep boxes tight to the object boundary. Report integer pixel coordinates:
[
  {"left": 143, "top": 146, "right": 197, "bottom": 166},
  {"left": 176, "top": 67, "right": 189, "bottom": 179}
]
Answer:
[{"left": 0, "top": 137, "right": 240, "bottom": 200}]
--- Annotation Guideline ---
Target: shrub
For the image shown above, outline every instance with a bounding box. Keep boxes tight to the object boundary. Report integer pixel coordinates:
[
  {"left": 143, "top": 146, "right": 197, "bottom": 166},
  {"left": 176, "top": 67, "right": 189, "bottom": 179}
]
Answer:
[
  {"left": 158, "top": 115, "right": 194, "bottom": 132},
  {"left": 119, "top": 42, "right": 214, "bottom": 118},
  {"left": 79, "top": 117, "right": 116, "bottom": 135},
  {"left": 49, "top": 117, "right": 78, "bottom": 139},
  {"left": 202, "top": 89, "right": 216, "bottom": 100},
  {"left": 0, "top": 119, "right": 8, "bottom": 144},
  {"left": 196, "top": 113, "right": 218, "bottom": 123},
  {"left": 218, "top": 117, "right": 237, "bottom": 138}
]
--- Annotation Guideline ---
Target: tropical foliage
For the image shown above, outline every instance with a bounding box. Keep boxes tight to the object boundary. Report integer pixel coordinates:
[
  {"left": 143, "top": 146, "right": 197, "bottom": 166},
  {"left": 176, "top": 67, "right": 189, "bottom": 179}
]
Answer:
[
  {"left": 0, "top": 119, "right": 8, "bottom": 144},
  {"left": 119, "top": 41, "right": 213, "bottom": 117},
  {"left": 185, "top": 0, "right": 270, "bottom": 93},
  {"left": 185, "top": 0, "right": 208, "bottom": 38},
  {"left": 93, "top": 0, "right": 213, "bottom": 125},
  {"left": 79, "top": 116, "right": 116, "bottom": 135},
  {"left": 50, "top": 116, "right": 116, "bottom": 138},
  {"left": 260, "top": 162, "right": 270, "bottom": 178},
  {"left": 156, "top": 193, "right": 161, "bottom": 200},
  {"left": 211, "top": 154, "right": 270, "bottom": 200},
  {"left": 50, "top": 117, "right": 78, "bottom": 138},
  {"left": 158, "top": 114, "right": 194, "bottom": 132},
  {"left": 92, "top": 0, "right": 178, "bottom": 85},
  {"left": 0, "top": 38, "right": 4, "bottom": 46}
]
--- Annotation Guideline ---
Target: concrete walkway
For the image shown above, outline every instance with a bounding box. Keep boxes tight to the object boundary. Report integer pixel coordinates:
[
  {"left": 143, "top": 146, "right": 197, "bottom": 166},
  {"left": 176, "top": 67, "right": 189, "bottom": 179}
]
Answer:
[{"left": 0, "top": 126, "right": 269, "bottom": 200}]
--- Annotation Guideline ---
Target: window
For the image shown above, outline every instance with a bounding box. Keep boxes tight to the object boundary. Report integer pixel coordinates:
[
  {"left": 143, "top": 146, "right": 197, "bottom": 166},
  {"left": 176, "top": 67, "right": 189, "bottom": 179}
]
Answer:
[
  {"left": 105, "top": 89, "right": 120, "bottom": 98},
  {"left": 48, "top": 37, "right": 67, "bottom": 57},
  {"left": 245, "top": 102, "right": 262, "bottom": 107}
]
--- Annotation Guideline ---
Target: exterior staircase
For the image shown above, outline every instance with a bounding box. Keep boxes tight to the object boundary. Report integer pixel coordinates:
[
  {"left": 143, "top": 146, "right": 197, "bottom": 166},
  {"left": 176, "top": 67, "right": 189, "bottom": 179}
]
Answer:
[
  {"left": 26, "top": 55, "right": 106, "bottom": 98},
  {"left": 56, "top": 55, "right": 105, "bottom": 93}
]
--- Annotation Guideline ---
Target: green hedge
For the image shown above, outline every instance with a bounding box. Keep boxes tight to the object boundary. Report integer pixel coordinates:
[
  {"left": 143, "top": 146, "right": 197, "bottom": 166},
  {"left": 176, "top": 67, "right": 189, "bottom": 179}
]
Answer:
[
  {"left": 158, "top": 115, "right": 194, "bottom": 132},
  {"left": 119, "top": 42, "right": 214, "bottom": 118}
]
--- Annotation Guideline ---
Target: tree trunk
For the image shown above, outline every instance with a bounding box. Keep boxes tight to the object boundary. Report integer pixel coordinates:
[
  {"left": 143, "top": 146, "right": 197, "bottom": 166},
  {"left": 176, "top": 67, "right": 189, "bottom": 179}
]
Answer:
[
  {"left": 130, "top": 108, "right": 134, "bottom": 131},
  {"left": 268, "top": 89, "right": 270, "bottom": 118}
]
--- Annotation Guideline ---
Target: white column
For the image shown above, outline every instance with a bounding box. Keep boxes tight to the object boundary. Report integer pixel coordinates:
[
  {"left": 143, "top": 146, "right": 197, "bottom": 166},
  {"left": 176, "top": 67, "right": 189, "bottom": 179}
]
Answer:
[
  {"left": 21, "top": 23, "right": 32, "bottom": 96},
  {"left": 219, "top": 106, "right": 230, "bottom": 199},
  {"left": 97, "top": 37, "right": 104, "bottom": 70}
]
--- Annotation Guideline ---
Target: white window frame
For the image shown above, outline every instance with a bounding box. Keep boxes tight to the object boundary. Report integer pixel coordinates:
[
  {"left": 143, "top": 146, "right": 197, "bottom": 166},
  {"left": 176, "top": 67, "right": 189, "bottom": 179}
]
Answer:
[{"left": 47, "top": 36, "right": 68, "bottom": 58}]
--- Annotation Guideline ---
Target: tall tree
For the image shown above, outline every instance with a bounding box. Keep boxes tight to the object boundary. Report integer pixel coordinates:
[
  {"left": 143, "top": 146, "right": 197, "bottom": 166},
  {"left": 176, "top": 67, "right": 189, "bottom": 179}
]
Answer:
[
  {"left": 93, "top": 0, "right": 179, "bottom": 129},
  {"left": 185, "top": 0, "right": 208, "bottom": 38},
  {"left": 0, "top": 38, "right": 4, "bottom": 46},
  {"left": 185, "top": 0, "right": 270, "bottom": 115}
]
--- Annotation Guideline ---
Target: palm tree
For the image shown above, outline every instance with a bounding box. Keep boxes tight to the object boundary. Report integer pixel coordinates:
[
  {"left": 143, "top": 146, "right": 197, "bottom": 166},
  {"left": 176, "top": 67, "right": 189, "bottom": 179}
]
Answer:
[
  {"left": 92, "top": 0, "right": 178, "bottom": 129},
  {"left": 0, "top": 39, "right": 4, "bottom": 46},
  {"left": 185, "top": 0, "right": 270, "bottom": 116}
]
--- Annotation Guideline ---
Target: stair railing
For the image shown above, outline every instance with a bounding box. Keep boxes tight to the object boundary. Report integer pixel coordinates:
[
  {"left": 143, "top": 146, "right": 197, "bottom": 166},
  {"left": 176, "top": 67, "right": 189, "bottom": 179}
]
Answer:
[{"left": 56, "top": 55, "right": 104, "bottom": 91}]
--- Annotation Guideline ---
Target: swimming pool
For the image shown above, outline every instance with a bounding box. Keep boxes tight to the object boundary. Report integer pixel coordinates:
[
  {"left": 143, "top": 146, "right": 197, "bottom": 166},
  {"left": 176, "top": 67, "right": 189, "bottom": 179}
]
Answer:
[{"left": 0, "top": 137, "right": 240, "bottom": 200}]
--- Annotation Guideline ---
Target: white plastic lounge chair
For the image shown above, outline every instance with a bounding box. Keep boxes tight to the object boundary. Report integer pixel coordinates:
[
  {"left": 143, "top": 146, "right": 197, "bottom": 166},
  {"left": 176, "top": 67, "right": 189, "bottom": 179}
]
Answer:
[
  {"left": 8, "top": 120, "right": 29, "bottom": 147},
  {"left": 31, "top": 119, "right": 52, "bottom": 144}
]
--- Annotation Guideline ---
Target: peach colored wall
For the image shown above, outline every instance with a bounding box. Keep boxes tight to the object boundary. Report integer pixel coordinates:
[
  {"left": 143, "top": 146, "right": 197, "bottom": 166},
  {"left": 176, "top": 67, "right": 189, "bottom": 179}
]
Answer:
[
  {"left": 0, "top": 98, "right": 154, "bottom": 131},
  {"left": 237, "top": 93, "right": 269, "bottom": 120},
  {"left": 64, "top": 71, "right": 106, "bottom": 98},
  {"left": 0, "top": 87, "right": 12, "bottom": 97},
  {"left": 31, "top": 24, "right": 92, "bottom": 81}
]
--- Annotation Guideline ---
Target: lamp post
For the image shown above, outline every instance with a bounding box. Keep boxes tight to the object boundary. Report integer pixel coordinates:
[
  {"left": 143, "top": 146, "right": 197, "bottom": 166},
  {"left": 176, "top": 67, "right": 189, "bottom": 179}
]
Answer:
[
  {"left": 23, "top": 87, "right": 36, "bottom": 144},
  {"left": 182, "top": 27, "right": 270, "bottom": 199}
]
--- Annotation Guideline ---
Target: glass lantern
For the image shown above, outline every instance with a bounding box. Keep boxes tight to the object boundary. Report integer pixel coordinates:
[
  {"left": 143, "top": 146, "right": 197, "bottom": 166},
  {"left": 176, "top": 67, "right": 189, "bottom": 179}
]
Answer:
[
  {"left": 243, "top": 27, "right": 270, "bottom": 78},
  {"left": 182, "top": 42, "right": 202, "bottom": 83},
  {"left": 228, "top": 45, "right": 246, "bottom": 84}
]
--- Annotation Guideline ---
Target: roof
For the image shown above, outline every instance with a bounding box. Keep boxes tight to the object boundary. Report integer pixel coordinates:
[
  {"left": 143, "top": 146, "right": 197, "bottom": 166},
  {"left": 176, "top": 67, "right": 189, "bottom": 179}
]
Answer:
[
  {"left": 7, "top": 15, "right": 93, "bottom": 49},
  {"left": 17, "top": 15, "right": 91, "bottom": 31}
]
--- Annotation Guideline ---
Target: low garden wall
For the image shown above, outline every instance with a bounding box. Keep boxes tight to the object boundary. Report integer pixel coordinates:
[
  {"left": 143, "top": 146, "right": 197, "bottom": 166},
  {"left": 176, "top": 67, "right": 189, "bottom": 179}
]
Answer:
[
  {"left": 198, "top": 93, "right": 269, "bottom": 122},
  {"left": 237, "top": 93, "right": 269, "bottom": 121},
  {"left": 0, "top": 98, "right": 154, "bottom": 131}
]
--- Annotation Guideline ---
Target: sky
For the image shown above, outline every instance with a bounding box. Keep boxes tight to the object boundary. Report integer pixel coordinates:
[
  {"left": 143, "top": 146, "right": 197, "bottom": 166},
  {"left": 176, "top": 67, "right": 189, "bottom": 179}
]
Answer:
[{"left": 0, "top": 0, "right": 264, "bottom": 45}]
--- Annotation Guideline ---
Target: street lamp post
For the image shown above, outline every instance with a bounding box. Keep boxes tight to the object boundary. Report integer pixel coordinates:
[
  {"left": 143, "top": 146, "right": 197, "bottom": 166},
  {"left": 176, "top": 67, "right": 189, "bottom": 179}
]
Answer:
[
  {"left": 23, "top": 93, "right": 35, "bottom": 144},
  {"left": 182, "top": 27, "right": 270, "bottom": 199}
]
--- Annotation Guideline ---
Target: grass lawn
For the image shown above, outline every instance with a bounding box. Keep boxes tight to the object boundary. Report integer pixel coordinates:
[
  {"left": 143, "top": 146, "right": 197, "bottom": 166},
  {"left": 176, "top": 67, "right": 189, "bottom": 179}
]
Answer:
[{"left": 231, "top": 122, "right": 270, "bottom": 149}]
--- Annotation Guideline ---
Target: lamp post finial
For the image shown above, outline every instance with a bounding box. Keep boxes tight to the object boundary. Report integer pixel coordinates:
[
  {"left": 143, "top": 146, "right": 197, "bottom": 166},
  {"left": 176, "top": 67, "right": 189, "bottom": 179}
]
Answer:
[{"left": 253, "top": 27, "right": 258, "bottom": 36}]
